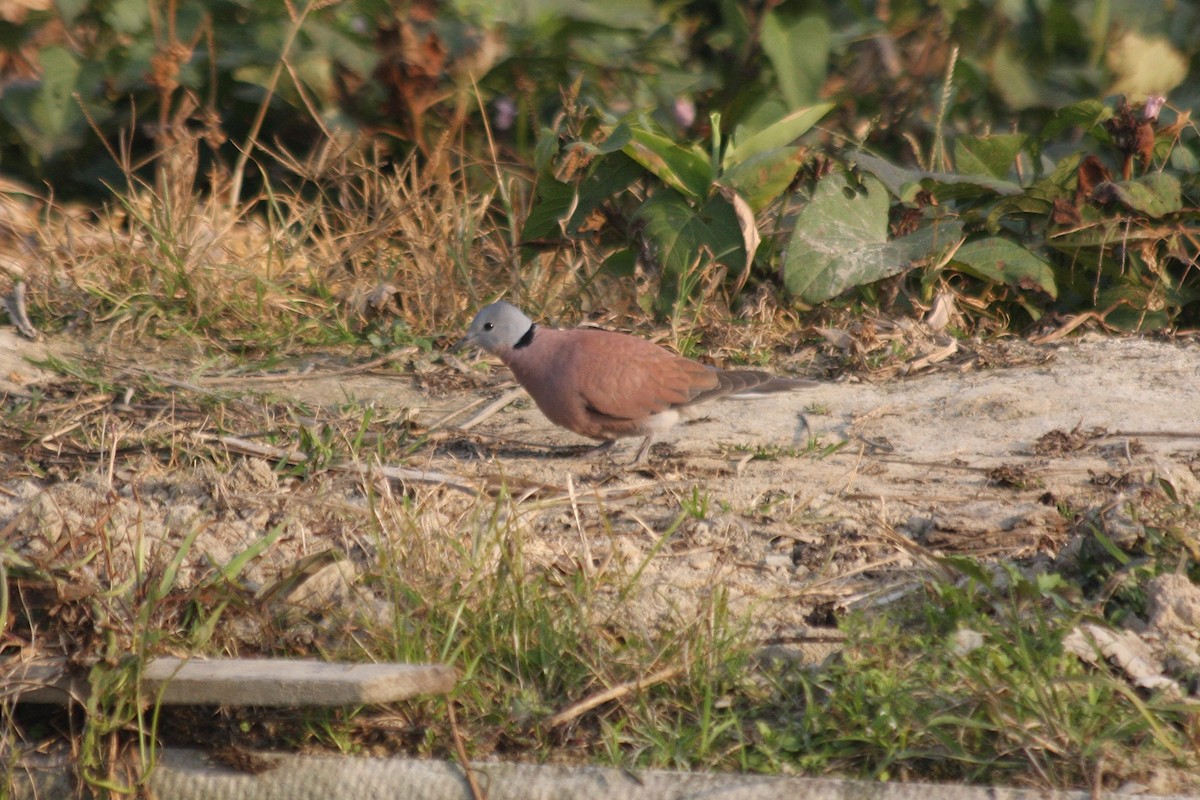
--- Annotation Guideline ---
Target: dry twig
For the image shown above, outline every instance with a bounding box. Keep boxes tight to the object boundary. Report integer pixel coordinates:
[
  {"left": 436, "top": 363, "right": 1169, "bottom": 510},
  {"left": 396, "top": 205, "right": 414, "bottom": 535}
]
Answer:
[{"left": 543, "top": 665, "right": 684, "bottom": 729}]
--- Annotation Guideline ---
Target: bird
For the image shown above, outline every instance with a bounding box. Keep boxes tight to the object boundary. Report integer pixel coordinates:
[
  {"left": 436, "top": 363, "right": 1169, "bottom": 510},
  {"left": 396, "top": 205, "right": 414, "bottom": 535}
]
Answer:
[{"left": 454, "top": 301, "right": 815, "bottom": 463}]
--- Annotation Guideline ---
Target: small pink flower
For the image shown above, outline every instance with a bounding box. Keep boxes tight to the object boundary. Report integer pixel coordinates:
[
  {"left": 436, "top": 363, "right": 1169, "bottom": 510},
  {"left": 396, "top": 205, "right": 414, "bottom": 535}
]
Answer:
[
  {"left": 493, "top": 97, "right": 517, "bottom": 131},
  {"left": 673, "top": 98, "right": 696, "bottom": 129},
  {"left": 1143, "top": 95, "right": 1165, "bottom": 121}
]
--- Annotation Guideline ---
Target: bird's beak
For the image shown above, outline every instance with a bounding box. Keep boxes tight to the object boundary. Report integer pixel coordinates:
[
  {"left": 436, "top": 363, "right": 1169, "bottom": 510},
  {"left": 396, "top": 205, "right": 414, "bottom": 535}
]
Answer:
[{"left": 450, "top": 333, "right": 474, "bottom": 353}]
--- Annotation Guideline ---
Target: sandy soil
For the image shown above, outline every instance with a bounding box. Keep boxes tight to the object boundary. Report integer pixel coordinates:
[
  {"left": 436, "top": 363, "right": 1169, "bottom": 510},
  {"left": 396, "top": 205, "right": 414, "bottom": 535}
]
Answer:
[
  {"left": 397, "top": 334, "right": 1200, "bottom": 636},
  {"left": 3, "top": 328, "right": 1199, "bottom": 683}
]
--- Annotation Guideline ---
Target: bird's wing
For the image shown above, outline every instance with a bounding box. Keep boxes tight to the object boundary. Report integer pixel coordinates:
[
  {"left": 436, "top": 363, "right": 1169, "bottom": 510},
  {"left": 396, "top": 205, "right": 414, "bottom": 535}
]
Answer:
[{"left": 570, "top": 331, "right": 718, "bottom": 421}]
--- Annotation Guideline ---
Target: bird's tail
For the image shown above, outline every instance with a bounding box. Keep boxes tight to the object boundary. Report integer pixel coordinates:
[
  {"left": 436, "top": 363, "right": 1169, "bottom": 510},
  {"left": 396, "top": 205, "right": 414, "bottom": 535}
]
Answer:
[{"left": 694, "top": 370, "right": 817, "bottom": 404}]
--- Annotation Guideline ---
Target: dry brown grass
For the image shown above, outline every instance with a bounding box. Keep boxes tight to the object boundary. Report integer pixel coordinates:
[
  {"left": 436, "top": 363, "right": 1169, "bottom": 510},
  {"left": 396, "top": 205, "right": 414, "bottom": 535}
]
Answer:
[{"left": 1, "top": 118, "right": 633, "bottom": 357}]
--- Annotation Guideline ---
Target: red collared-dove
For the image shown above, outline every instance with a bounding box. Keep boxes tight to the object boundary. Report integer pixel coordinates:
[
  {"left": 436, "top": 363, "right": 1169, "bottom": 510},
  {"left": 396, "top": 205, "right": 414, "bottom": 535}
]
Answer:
[{"left": 455, "top": 301, "right": 815, "bottom": 463}]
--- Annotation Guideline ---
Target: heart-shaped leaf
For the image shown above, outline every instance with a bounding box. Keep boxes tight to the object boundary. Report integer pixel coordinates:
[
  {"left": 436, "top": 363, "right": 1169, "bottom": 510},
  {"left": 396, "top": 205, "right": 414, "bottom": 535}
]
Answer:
[
  {"left": 783, "top": 172, "right": 964, "bottom": 303},
  {"left": 950, "top": 237, "right": 1057, "bottom": 298},
  {"left": 954, "top": 134, "right": 1026, "bottom": 180},
  {"left": 637, "top": 192, "right": 744, "bottom": 313}
]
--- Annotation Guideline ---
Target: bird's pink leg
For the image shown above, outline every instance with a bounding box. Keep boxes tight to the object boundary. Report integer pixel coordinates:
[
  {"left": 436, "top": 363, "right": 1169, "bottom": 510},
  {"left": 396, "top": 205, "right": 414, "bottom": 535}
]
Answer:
[{"left": 631, "top": 435, "right": 655, "bottom": 464}]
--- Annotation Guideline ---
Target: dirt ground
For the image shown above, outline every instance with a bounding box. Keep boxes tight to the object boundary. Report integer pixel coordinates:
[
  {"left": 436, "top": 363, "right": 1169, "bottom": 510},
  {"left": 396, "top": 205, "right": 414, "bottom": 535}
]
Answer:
[
  {"left": 3, "top": 328, "right": 1200, "bottom": 677},
  {"left": 410, "top": 333, "right": 1200, "bottom": 646}
]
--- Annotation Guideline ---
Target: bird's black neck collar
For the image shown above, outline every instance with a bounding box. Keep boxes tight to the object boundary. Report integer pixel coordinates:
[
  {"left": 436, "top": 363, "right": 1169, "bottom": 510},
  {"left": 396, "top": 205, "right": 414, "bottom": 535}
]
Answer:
[{"left": 514, "top": 323, "right": 536, "bottom": 350}]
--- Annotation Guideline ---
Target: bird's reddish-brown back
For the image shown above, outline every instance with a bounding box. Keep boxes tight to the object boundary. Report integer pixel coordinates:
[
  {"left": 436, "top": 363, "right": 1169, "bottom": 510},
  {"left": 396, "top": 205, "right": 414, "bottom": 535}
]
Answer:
[{"left": 500, "top": 327, "right": 719, "bottom": 437}]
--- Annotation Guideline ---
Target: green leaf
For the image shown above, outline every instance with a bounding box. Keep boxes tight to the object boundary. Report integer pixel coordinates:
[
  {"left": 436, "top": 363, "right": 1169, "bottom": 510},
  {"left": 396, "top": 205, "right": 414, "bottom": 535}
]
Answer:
[
  {"left": 1169, "top": 144, "right": 1199, "bottom": 173},
  {"left": 1048, "top": 220, "right": 1161, "bottom": 250},
  {"left": 846, "top": 152, "right": 926, "bottom": 198},
  {"left": 989, "top": 41, "right": 1040, "bottom": 111},
  {"left": 217, "top": 521, "right": 288, "bottom": 583},
  {"left": 1040, "top": 100, "right": 1112, "bottom": 143},
  {"left": 719, "top": 147, "right": 806, "bottom": 212},
  {"left": 154, "top": 518, "right": 206, "bottom": 600},
  {"left": 953, "top": 134, "right": 1026, "bottom": 180},
  {"left": 926, "top": 174, "right": 1024, "bottom": 202},
  {"left": 521, "top": 152, "right": 641, "bottom": 242},
  {"left": 1097, "top": 285, "right": 1172, "bottom": 331},
  {"left": 597, "top": 122, "right": 632, "bottom": 154},
  {"left": 725, "top": 103, "right": 833, "bottom": 167},
  {"left": 783, "top": 173, "right": 888, "bottom": 303},
  {"left": 0, "top": 46, "right": 89, "bottom": 161},
  {"left": 736, "top": 96, "right": 791, "bottom": 141},
  {"left": 289, "top": 54, "right": 335, "bottom": 106},
  {"left": 760, "top": 7, "right": 829, "bottom": 110},
  {"left": 985, "top": 181, "right": 1064, "bottom": 232},
  {"left": 782, "top": 173, "right": 964, "bottom": 303},
  {"left": 950, "top": 237, "right": 1057, "bottom": 298},
  {"left": 571, "top": 152, "right": 642, "bottom": 227},
  {"left": 600, "top": 249, "right": 636, "bottom": 277},
  {"left": 54, "top": 0, "right": 89, "bottom": 24},
  {"left": 636, "top": 192, "right": 743, "bottom": 313},
  {"left": 622, "top": 121, "right": 714, "bottom": 201},
  {"left": 521, "top": 179, "right": 575, "bottom": 241},
  {"left": 637, "top": 193, "right": 744, "bottom": 273},
  {"left": 303, "top": 18, "right": 379, "bottom": 79},
  {"left": 716, "top": 0, "right": 752, "bottom": 53},
  {"left": 850, "top": 152, "right": 1022, "bottom": 199},
  {"left": 1107, "top": 32, "right": 1188, "bottom": 103},
  {"left": 1097, "top": 173, "right": 1182, "bottom": 217},
  {"left": 103, "top": 0, "right": 151, "bottom": 35},
  {"left": 533, "top": 127, "right": 559, "bottom": 175}
]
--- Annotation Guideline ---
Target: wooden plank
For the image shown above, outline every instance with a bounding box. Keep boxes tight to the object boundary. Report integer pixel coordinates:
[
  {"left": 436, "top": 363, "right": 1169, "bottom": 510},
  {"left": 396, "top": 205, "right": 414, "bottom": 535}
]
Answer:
[{"left": 1, "top": 658, "right": 457, "bottom": 706}]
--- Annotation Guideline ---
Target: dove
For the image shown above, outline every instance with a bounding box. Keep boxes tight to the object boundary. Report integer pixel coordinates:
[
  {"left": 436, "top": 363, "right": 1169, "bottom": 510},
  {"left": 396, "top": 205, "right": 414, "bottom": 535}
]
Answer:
[{"left": 454, "top": 301, "right": 815, "bottom": 463}]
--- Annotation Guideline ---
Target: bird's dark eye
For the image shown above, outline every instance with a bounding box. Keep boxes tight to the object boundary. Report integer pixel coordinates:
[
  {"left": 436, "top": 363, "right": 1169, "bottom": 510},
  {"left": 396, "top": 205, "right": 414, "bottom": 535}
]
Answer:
[{"left": 483, "top": 322, "right": 494, "bottom": 331}]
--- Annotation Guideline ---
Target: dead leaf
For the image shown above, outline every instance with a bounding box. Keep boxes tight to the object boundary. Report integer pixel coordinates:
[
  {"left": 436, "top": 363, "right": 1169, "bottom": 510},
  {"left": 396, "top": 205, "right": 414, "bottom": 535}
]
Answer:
[{"left": 1064, "top": 622, "right": 1180, "bottom": 695}]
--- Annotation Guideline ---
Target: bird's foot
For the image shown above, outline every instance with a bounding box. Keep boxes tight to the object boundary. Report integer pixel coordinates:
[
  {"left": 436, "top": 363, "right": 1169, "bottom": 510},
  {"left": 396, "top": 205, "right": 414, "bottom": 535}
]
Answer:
[{"left": 582, "top": 440, "right": 618, "bottom": 458}]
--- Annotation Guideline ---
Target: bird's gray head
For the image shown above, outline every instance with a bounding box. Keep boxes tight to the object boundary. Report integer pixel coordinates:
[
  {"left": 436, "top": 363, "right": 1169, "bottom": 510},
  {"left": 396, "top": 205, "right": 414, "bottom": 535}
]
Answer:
[{"left": 454, "top": 301, "right": 535, "bottom": 355}]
